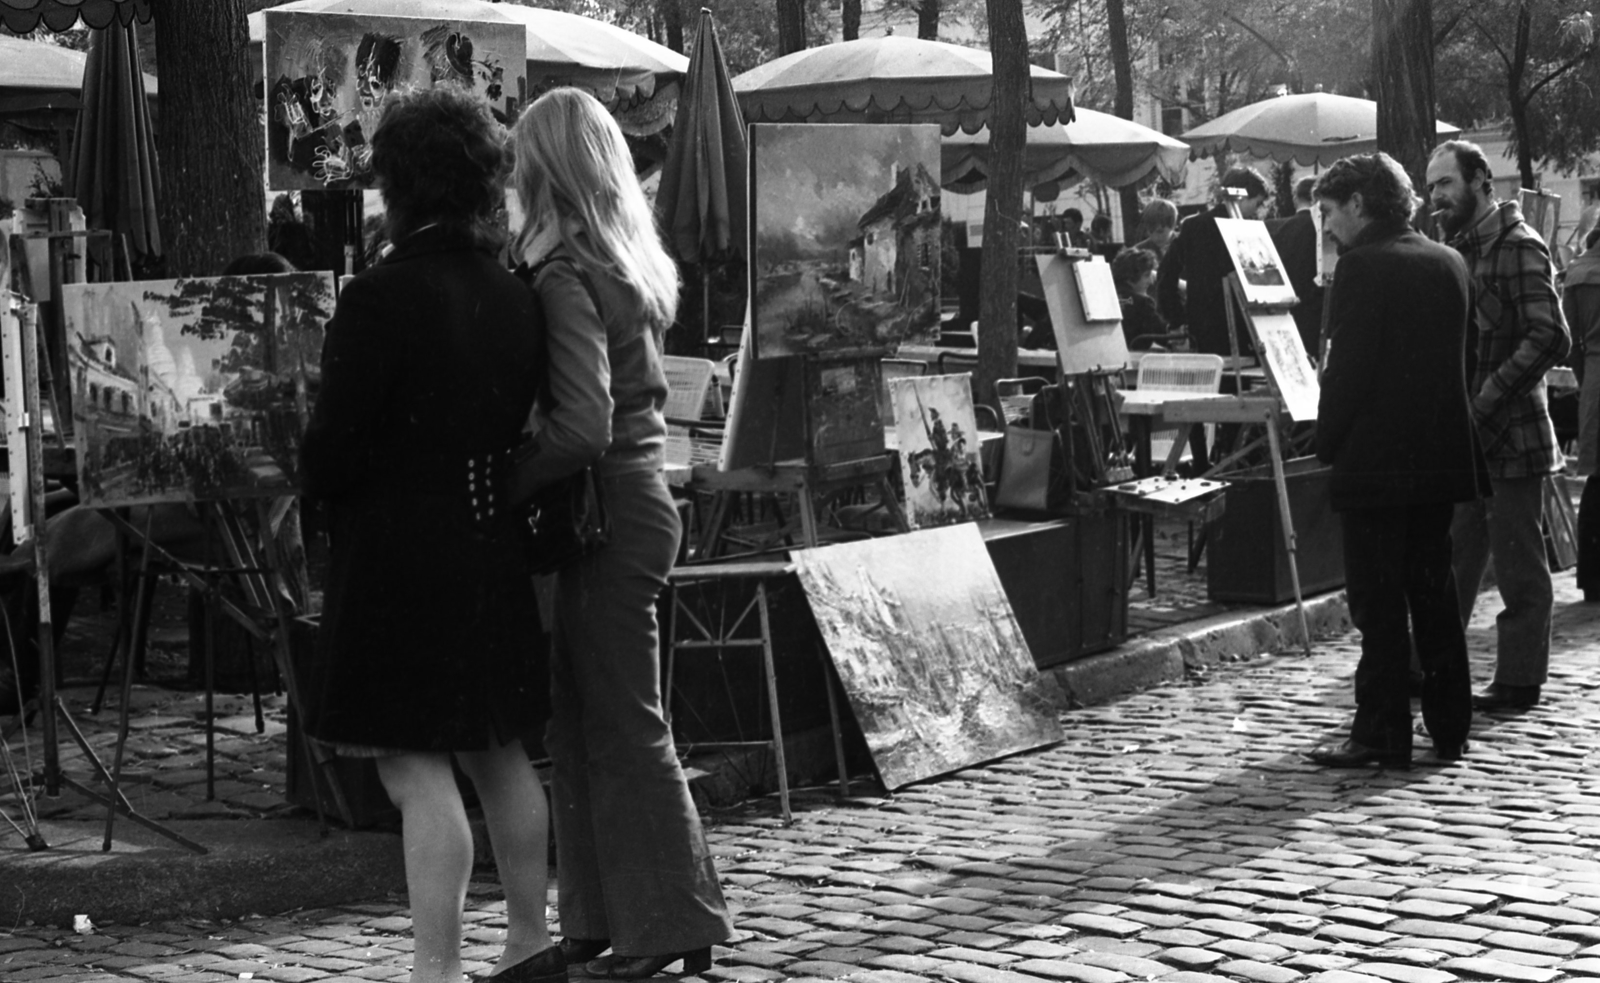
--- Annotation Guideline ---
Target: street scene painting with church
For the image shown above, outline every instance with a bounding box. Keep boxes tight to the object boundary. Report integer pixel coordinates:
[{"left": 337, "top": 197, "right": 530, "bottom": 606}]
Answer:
[
  {"left": 751, "top": 123, "right": 943, "bottom": 359},
  {"left": 61, "top": 274, "right": 334, "bottom": 508}
]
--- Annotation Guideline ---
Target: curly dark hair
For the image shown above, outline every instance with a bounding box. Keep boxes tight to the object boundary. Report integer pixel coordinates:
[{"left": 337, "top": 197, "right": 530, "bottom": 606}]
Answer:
[
  {"left": 1111, "top": 247, "right": 1158, "bottom": 289},
  {"left": 1313, "top": 153, "right": 1417, "bottom": 226},
  {"left": 370, "top": 85, "right": 506, "bottom": 248}
]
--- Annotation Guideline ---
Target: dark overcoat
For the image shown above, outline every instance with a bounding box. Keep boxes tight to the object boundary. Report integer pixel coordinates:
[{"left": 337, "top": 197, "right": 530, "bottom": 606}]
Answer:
[
  {"left": 1156, "top": 205, "right": 1241, "bottom": 357},
  {"left": 1269, "top": 209, "right": 1327, "bottom": 359},
  {"left": 1315, "top": 222, "right": 1481, "bottom": 512},
  {"left": 299, "top": 225, "right": 547, "bottom": 750}
]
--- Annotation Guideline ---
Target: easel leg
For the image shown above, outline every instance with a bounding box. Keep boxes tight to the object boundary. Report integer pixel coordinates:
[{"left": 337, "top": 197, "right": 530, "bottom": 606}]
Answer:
[
  {"left": 755, "top": 584, "right": 790, "bottom": 824},
  {"left": 818, "top": 644, "right": 850, "bottom": 799},
  {"left": 202, "top": 505, "right": 218, "bottom": 801},
  {"left": 1266, "top": 420, "right": 1313, "bottom": 656},
  {"left": 253, "top": 500, "right": 344, "bottom": 833},
  {"left": 102, "top": 510, "right": 156, "bottom": 850}
]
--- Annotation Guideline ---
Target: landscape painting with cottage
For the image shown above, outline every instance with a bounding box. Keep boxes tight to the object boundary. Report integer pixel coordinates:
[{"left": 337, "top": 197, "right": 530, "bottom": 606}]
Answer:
[
  {"left": 61, "top": 274, "right": 334, "bottom": 508},
  {"left": 751, "top": 123, "right": 943, "bottom": 359}
]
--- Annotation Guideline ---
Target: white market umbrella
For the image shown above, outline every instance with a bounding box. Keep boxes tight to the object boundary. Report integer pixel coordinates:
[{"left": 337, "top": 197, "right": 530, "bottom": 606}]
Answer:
[
  {"left": 1181, "top": 91, "right": 1461, "bottom": 167},
  {"left": 943, "top": 107, "right": 1189, "bottom": 191},
  {"left": 733, "top": 35, "right": 1073, "bottom": 135}
]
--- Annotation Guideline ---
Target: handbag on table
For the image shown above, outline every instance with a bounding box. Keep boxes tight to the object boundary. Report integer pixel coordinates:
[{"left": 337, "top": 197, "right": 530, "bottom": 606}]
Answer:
[{"left": 994, "top": 387, "right": 1075, "bottom": 514}]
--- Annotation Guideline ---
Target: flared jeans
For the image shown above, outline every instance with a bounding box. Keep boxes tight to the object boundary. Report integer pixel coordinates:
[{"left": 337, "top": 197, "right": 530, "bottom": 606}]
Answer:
[{"left": 547, "top": 468, "right": 733, "bottom": 955}]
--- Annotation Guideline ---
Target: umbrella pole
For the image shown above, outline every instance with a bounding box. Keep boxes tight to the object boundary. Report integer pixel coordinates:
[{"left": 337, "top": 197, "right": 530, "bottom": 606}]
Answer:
[{"left": 702, "top": 264, "right": 712, "bottom": 350}]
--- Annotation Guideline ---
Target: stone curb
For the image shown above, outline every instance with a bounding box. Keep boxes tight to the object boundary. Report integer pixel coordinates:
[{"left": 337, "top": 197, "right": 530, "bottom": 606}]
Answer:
[{"left": 1048, "top": 588, "right": 1352, "bottom": 708}]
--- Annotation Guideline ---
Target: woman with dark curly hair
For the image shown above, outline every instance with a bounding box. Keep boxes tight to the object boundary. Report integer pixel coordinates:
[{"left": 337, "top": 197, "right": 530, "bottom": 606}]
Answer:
[{"left": 301, "top": 86, "right": 560, "bottom": 983}]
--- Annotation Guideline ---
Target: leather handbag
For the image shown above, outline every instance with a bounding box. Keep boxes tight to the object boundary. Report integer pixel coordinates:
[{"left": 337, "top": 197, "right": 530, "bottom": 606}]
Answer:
[
  {"left": 994, "top": 388, "right": 1074, "bottom": 513},
  {"left": 517, "top": 455, "right": 609, "bottom": 577}
]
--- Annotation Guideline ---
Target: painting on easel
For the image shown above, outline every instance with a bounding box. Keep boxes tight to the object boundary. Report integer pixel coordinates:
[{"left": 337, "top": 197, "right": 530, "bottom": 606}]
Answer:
[
  {"left": 263, "top": 10, "right": 526, "bottom": 191},
  {"left": 1249, "top": 312, "right": 1319, "bottom": 422},
  {"left": 889, "top": 374, "right": 990, "bottom": 528},
  {"left": 792, "top": 523, "right": 1063, "bottom": 789},
  {"left": 61, "top": 274, "right": 335, "bottom": 507},
  {"left": 751, "top": 123, "right": 943, "bottom": 359},
  {"left": 1216, "top": 218, "right": 1297, "bottom": 307}
]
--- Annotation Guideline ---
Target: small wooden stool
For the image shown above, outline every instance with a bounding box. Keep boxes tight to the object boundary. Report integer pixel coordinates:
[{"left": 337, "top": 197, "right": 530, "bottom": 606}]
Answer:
[{"left": 663, "top": 560, "right": 850, "bottom": 823}]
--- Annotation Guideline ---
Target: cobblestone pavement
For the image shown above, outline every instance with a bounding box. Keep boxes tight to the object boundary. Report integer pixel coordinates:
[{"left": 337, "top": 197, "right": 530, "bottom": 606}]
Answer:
[{"left": 4, "top": 568, "right": 1599, "bottom": 983}]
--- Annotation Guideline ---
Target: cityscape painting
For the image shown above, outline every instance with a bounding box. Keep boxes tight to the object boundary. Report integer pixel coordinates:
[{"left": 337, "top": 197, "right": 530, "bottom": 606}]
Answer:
[
  {"left": 61, "top": 274, "right": 335, "bottom": 507},
  {"left": 751, "top": 123, "right": 943, "bottom": 359},
  {"left": 263, "top": 10, "right": 525, "bottom": 190},
  {"left": 792, "top": 524, "right": 1063, "bottom": 789}
]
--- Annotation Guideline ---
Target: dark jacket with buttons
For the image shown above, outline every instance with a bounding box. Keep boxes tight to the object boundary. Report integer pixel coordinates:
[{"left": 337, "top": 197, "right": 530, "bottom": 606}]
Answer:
[{"left": 300, "top": 225, "right": 548, "bottom": 750}]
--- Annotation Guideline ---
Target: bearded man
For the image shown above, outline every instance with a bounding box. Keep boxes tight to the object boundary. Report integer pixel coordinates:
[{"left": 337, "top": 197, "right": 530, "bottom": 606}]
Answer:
[{"left": 1425, "top": 140, "right": 1571, "bottom": 711}]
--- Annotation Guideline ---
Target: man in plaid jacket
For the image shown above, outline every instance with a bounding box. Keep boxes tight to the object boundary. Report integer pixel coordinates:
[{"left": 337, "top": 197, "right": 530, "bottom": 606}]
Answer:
[{"left": 1426, "top": 140, "right": 1571, "bottom": 711}]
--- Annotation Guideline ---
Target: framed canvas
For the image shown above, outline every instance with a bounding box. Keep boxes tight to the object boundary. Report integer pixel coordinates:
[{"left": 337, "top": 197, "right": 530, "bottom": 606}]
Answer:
[
  {"left": 1036, "top": 252, "right": 1129, "bottom": 375},
  {"left": 1217, "top": 218, "right": 1298, "bottom": 307},
  {"left": 61, "top": 274, "right": 335, "bottom": 507},
  {"left": 1248, "top": 312, "right": 1319, "bottom": 422},
  {"left": 791, "top": 523, "right": 1063, "bottom": 789},
  {"left": 263, "top": 10, "right": 526, "bottom": 191},
  {"left": 750, "top": 123, "right": 943, "bottom": 359},
  {"left": 889, "top": 373, "right": 990, "bottom": 529}
]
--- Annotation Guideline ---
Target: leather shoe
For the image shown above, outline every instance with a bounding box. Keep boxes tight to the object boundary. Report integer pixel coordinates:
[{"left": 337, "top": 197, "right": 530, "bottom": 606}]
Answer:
[
  {"left": 484, "top": 945, "right": 566, "bottom": 983},
  {"left": 559, "top": 939, "right": 610, "bottom": 964},
  {"left": 1432, "top": 740, "right": 1469, "bottom": 761},
  {"left": 1472, "top": 683, "right": 1540, "bottom": 710},
  {"left": 586, "top": 947, "right": 712, "bottom": 979},
  {"left": 1304, "top": 739, "right": 1410, "bottom": 768}
]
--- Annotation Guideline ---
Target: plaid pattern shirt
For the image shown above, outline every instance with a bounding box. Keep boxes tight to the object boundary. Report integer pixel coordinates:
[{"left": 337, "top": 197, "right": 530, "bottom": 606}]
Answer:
[{"left": 1451, "top": 200, "right": 1571, "bottom": 479}]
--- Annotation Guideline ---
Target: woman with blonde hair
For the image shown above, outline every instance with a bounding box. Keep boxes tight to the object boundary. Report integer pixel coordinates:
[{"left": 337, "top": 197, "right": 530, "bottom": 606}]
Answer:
[{"left": 508, "top": 87, "right": 733, "bottom": 980}]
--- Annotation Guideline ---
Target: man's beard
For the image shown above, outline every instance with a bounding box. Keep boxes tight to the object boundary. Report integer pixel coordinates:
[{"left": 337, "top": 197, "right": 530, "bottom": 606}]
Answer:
[{"left": 1433, "top": 186, "right": 1479, "bottom": 237}]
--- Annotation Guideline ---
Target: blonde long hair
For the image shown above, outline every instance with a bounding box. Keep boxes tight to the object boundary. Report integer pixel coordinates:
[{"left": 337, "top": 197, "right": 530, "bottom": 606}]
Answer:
[{"left": 511, "top": 88, "right": 679, "bottom": 328}]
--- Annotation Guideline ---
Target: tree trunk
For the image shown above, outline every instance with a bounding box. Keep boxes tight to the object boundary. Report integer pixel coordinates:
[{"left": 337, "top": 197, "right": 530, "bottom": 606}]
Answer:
[
  {"left": 977, "top": 0, "right": 1027, "bottom": 409},
  {"left": 777, "top": 0, "right": 808, "bottom": 55},
  {"left": 843, "top": 0, "right": 861, "bottom": 40},
  {"left": 1372, "top": 0, "right": 1438, "bottom": 223},
  {"left": 1105, "top": 0, "right": 1140, "bottom": 242},
  {"left": 1508, "top": 0, "right": 1535, "bottom": 188},
  {"left": 917, "top": 0, "right": 940, "bottom": 40},
  {"left": 155, "top": 0, "right": 264, "bottom": 277},
  {"left": 662, "top": 0, "right": 685, "bottom": 53}
]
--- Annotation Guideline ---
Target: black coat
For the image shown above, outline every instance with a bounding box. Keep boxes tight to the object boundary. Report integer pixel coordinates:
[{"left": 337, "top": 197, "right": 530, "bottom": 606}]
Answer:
[
  {"left": 1269, "top": 209, "right": 1326, "bottom": 360},
  {"left": 1315, "top": 223, "right": 1481, "bottom": 512},
  {"left": 299, "top": 226, "right": 548, "bottom": 750},
  {"left": 1156, "top": 205, "right": 1248, "bottom": 357}
]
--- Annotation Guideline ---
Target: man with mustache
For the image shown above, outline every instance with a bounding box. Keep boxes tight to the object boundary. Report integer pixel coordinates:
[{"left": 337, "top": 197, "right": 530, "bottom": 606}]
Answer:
[
  {"left": 1306, "top": 153, "right": 1479, "bottom": 767},
  {"left": 1425, "top": 140, "right": 1571, "bottom": 711}
]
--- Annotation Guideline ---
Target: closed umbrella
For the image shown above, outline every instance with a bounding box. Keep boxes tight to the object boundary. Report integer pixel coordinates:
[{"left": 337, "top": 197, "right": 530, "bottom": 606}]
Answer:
[
  {"left": 656, "top": 8, "right": 746, "bottom": 343},
  {"left": 943, "top": 107, "right": 1189, "bottom": 192},
  {"left": 1181, "top": 91, "right": 1460, "bottom": 167},
  {"left": 70, "top": 17, "right": 160, "bottom": 261},
  {"left": 0, "top": 0, "right": 149, "bottom": 33},
  {"left": 733, "top": 35, "right": 1073, "bottom": 135}
]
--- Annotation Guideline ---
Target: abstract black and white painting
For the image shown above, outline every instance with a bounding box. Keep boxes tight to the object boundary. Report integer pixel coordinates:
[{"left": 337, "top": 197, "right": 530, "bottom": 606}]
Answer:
[
  {"left": 792, "top": 524, "right": 1063, "bottom": 789},
  {"left": 61, "top": 274, "right": 334, "bottom": 507},
  {"left": 264, "top": 9, "right": 525, "bottom": 190}
]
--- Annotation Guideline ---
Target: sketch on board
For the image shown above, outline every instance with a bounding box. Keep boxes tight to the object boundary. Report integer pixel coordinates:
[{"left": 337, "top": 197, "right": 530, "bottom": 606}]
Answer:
[
  {"left": 751, "top": 123, "right": 943, "bottom": 359},
  {"left": 791, "top": 523, "right": 1063, "bottom": 789},
  {"left": 1250, "top": 312, "right": 1319, "bottom": 421},
  {"left": 1073, "top": 258, "right": 1122, "bottom": 322},
  {"left": 1217, "top": 218, "right": 1298, "bottom": 306},
  {"left": 889, "top": 374, "right": 990, "bottom": 528},
  {"left": 62, "top": 274, "right": 334, "bottom": 507},
  {"left": 264, "top": 10, "right": 525, "bottom": 190}
]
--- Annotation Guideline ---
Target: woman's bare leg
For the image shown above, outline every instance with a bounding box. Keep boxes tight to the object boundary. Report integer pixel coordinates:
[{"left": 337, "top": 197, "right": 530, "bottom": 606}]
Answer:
[
  {"left": 377, "top": 752, "right": 473, "bottom": 983},
  {"left": 456, "top": 739, "right": 554, "bottom": 974}
]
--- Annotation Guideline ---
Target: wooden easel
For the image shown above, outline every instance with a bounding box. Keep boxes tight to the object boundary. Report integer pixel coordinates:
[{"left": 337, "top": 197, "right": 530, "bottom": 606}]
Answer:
[
  {"left": 0, "top": 297, "right": 208, "bottom": 853},
  {"left": 696, "top": 343, "right": 907, "bottom": 557},
  {"left": 1154, "top": 272, "right": 1315, "bottom": 655}
]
